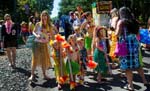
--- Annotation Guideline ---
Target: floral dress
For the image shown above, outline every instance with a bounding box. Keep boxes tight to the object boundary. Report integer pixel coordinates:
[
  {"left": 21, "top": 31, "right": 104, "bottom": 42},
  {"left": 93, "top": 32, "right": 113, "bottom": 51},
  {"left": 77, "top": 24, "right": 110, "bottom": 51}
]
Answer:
[{"left": 119, "top": 32, "right": 140, "bottom": 70}]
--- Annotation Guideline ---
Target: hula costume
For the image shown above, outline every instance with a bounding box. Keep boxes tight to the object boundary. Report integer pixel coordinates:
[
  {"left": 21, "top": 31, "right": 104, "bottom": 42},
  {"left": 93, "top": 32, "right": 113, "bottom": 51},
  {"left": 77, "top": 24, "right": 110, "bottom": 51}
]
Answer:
[
  {"left": 52, "top": 50, "right": 67, "bottom": 84},
  {"left": 32, "top": 42, "right": 51, "bottom": 69},
  {"left": 93, "top": 40, "right": 108, "bottom": 76},
  {"left": 66, "top": 59, "right": 80, "bottom": 75},
  {"left": 32, "top": 25, "right": 51, "bottom": 71},
  {"left": 109, "top": 31, "right": 117, "bottom": 60},
  {"left": 85, "top": 36, "right": 92, "bottom": 50}
]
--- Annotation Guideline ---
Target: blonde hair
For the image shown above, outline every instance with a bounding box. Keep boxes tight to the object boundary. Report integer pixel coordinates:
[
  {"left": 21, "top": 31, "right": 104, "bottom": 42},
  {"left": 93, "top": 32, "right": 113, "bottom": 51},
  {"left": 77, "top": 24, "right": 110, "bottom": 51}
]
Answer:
[
  {"left": 67, "top": 35, "right": 74, "bottom": 42},
  {"left": 73, "top": 25, "right": 80, "bottom": 32},
  {"left": 110, "top": 8, "right": 118, "bottom": 18},
  {"left": 20, "top": 21, "right": 27, "bottom": 26},
  {"left": 40, "top": 10, "right": 52, "bottom": 32},
  {"left": 4, "top": 14, "right": 11, "bottom": 20},
  {"left": 77, "top": 37, "right": 84, "bottom": 42}
]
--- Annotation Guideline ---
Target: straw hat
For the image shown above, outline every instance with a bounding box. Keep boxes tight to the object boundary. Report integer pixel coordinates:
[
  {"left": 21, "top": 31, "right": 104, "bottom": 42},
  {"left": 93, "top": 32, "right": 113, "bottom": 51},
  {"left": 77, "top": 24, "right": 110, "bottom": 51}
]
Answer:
[
  {"left": 77, "top": 37, "right": 84, "bottom": 42},
  {"left": 20, "top": 21, "right": 27, "bottom": 26}
]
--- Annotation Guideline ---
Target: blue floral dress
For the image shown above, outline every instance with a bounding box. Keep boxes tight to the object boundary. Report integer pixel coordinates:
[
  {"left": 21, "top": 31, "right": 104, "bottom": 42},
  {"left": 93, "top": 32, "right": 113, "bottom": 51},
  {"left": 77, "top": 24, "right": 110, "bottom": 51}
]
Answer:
[{"left": 120, "top": 33, "right": 140, "bottom": 70}]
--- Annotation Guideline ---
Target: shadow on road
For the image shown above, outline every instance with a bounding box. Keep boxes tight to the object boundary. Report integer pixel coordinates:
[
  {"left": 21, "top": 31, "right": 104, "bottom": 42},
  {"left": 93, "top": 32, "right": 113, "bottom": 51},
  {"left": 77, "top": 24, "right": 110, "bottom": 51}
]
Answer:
[
  {"left": 30, "top": 78, "right": 57, "bottom": 88},
  {"left": 12, "top": 67, "right": 31, "bottom": 77}
]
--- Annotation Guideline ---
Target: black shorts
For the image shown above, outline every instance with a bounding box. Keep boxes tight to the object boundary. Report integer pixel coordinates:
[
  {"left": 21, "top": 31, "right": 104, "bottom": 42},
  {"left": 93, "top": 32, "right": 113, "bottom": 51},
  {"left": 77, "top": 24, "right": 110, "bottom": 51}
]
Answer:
[{"left": 4, "top": 40, "right": 17, "bottom": 48}]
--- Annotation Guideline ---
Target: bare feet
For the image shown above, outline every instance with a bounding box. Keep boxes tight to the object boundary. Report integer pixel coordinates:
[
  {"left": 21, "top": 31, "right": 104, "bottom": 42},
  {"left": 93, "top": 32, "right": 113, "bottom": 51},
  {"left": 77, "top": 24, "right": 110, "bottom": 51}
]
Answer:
[
  {"left": 58, "top": 84, "right": 62, "bottom": 90},
  {"left": 44, "top": 75, "right": 51, "bottom": 80}
]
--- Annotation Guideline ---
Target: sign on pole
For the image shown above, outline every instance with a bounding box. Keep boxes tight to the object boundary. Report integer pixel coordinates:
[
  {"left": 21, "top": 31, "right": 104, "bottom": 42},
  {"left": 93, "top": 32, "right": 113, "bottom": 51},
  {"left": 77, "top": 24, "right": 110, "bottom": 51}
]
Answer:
[{"left": 96, "top": 1, "right": 112, "bottom": 14}]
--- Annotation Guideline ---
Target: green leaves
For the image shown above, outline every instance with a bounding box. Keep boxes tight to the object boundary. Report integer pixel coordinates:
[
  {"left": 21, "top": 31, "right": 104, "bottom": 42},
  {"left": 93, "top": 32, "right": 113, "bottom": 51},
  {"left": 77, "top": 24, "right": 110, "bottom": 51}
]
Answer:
[
  {"left": 59, "top": 0, "right": 95, "bottom": 16},
  {"left": 15, "top": 0, "right": 54, "bottom": 22}
]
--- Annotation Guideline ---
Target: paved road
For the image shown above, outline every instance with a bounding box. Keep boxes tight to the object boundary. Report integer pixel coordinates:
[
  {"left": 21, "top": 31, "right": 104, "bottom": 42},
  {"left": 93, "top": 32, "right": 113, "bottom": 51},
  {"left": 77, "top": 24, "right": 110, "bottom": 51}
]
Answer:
[{"left": 0, "top": 47, "right": 150, "bottom": 91}]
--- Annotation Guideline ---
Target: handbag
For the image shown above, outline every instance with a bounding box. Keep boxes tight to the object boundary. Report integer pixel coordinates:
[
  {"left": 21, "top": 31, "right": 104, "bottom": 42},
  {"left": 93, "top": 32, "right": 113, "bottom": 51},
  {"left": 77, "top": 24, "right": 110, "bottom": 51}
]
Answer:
[
  {"left": 114, "top": 27, "right": 128, "bottom": 57},
  {"left": 26, "top": 35, "right": 35, "bottom": 48}
]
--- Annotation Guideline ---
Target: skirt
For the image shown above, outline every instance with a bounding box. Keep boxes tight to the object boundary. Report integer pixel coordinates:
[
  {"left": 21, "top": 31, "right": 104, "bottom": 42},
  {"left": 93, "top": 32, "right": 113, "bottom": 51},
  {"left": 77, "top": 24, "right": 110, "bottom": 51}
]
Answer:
[
  {"left": 4, "top": 40, "right": 17, "bottom": 48},
  {"left": 109, "top": 33, "right": 117, "bottom": 60},
  {"left": 53, "top": 55, "right": 67, "bottom": 82},
  {"left": 32, "top": 42, "right": 51, "bottom": 69},
  {"left": 66, "top": 60, "right": 80, "bottom": 75},
  {"left": 85, "top": 36, "right": 92, "bottom": 50},
  {"left": 93, "top": 48, "right": 108, "bottom": 76}
]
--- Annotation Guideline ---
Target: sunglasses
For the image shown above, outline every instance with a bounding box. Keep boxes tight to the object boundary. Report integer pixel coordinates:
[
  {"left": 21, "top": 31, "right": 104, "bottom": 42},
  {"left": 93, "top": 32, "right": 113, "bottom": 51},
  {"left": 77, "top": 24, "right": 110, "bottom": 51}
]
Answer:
[{"left": 6, "top": 18, "right": 10, "bottom": 21}]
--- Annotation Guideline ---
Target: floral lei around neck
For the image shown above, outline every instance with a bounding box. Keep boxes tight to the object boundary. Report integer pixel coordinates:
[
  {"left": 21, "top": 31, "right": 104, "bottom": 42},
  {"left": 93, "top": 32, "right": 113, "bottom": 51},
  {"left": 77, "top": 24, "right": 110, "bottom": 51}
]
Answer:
[
  {"left": 39, "top": 21, "right": 52, "bottom": 33},
  {"left": 5, "top": 22, "right": 13, "bottom": 34}
]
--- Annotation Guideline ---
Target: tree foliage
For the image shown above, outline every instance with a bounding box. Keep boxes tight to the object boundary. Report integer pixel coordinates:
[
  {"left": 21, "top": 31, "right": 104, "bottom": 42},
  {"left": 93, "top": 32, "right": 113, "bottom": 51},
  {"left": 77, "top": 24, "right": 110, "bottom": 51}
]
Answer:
[
  {"left": 59, "top": 0, "right": 96, "bottom": 15},
  {"left": 58, "top": 0, "right": 150, "bottom": 24},
  {"left": 16, "top": 0, "right": 54, "bottom": 22},
  {"left": 0, "top": 0, "right": 54, "bottom": 22}
]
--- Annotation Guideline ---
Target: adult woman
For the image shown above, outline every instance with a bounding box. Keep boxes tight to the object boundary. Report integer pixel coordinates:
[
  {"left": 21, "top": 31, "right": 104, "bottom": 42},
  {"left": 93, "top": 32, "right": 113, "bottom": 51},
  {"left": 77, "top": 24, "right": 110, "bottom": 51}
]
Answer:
[
  {"left": 28, "top": 16, "right": 35, "bottom": 35},
  {"left": 28, "top": 10, "right": 55, "bottom": 81},
  {"left": 116, "top": 7, "right": 147, "bottom": 90},
  {"left": 2, "top": 14, "right": 17, "bottom": 68},
  {"left": 109, "top": 8, "right": 119, "bottom": 68}
]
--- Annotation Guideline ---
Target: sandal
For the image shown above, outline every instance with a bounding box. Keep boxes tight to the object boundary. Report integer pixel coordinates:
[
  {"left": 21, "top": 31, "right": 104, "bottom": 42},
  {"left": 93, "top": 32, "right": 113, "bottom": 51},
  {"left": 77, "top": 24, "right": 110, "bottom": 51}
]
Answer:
[
  {"left": 119, "top": 73, "right": 126, "bottom": 78},
  {"left": 97, "top": 77, "right": 104, "bottom": 84},
  {"left": 12, "top": 64, "right": 16, "bottom": 69},
  {"left": 123, "top": 84, "right": 134, "bottom": 91},
  {"left": 28, "top": 76, "right": 34, "bottom": 81}
]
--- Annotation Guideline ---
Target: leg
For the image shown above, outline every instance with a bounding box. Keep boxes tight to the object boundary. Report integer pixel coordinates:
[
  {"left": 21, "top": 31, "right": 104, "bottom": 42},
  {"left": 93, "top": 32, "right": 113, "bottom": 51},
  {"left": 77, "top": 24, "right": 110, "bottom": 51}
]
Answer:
[
  {"left": 0, "top": 41, "right": 4, "bottom": 52},
  {"left": 22, "top": 36, "right": 26, "bottom": 44},
  {"left": 97, "top": 73, "right": 102, "bottom": 83},
  {"left": 42, "top": 64, "right": 50, "bottom": 80},
  {"left": 29, "top": 57, "right": 37, "bottom": 81},
  {"left": 137, "top": 67, "right": 147, "bottom": 84},
  {"left": 6, "top": 48, "right": 13, "bottom": 65},
  {"left": 125, "top": 70, "right": 134, "bottom": 90},
  {"left": 11, "top": 47, "right": 16, "bottom": 67}
]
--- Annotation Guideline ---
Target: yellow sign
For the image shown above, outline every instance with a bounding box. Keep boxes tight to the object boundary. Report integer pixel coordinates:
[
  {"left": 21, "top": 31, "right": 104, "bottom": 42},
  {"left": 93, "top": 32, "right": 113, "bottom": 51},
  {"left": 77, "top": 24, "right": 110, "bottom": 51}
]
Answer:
[{"left": 97, "top": 1, "right": 112, "bottom": 14}]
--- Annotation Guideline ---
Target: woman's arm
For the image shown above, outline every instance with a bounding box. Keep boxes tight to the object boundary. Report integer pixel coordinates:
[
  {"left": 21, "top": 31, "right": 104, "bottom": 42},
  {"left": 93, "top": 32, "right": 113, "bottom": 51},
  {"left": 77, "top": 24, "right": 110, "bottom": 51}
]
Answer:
[
  {"left": 32, "top": 23, "right": 40, "bottom": 38},
  {"left": 115, "top": 20, "right": 123, "bottom": 36},
  {"left": 52, "top": 24, "right": 59, "bottom": 34}
]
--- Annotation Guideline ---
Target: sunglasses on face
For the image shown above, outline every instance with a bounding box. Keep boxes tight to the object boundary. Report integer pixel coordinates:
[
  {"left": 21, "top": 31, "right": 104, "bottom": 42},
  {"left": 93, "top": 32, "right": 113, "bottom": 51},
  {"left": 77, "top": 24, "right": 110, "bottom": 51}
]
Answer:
[{"left": 6, "top": 18, "right": 10, "bottom": 21}]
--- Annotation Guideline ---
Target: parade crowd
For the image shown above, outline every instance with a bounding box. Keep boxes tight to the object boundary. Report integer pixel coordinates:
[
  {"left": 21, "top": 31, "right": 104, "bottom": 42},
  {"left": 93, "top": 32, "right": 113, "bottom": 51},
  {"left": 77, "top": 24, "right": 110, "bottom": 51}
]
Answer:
[{"left": 0, "top": 5, "right": 150, "bottom": 91}]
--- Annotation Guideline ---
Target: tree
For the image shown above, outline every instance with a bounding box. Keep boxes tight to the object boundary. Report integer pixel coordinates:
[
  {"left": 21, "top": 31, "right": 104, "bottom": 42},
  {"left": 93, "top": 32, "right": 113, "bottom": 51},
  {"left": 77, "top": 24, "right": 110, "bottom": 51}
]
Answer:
[
  {"left": 0, "top": 0, "right": 54, "bottom": 22},
  {"left": 16, "top": 0, "right": 54, "bottom": 22},
  {"left": 59, "top": 0, "right": 97, "bottom": 16},
  {"left": 58, "top": 0, "right": 150, "bottom": 25}
]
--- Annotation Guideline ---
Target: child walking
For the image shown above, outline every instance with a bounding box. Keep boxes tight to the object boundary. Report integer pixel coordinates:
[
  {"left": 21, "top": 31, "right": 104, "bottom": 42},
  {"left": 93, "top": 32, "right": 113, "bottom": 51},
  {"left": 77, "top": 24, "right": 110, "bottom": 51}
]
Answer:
[
  {"left": 51, "top": 37, "right": 68, "bottom": 90},
  {"left": 64, "top": 35, "right": 80, "bottom": 90},
  {"left": 77, "top": 37, "right": 88, "bottom": 85},
  {"left": 93, "top": 27, "right": 109, "bottom": 84}
]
